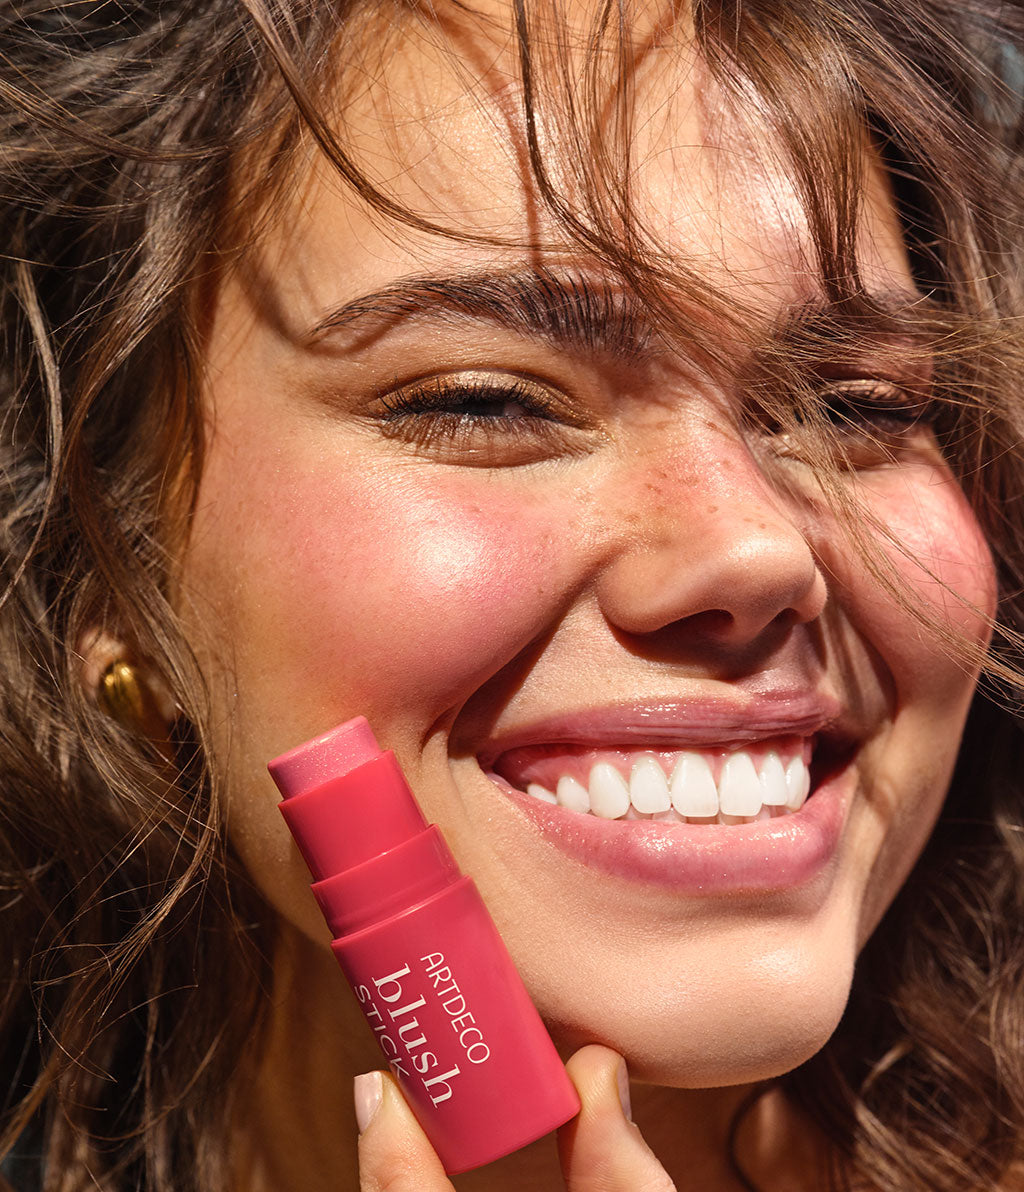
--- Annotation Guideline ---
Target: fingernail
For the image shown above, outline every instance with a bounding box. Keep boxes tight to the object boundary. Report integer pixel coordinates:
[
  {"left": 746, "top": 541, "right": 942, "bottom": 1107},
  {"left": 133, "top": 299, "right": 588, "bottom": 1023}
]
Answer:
[
  {"left": 616, "top": 1058, "right": 632, "bottom": 1122},
  {"left": 354, "top": 1071, "right": 383, "bottom": 1133}
]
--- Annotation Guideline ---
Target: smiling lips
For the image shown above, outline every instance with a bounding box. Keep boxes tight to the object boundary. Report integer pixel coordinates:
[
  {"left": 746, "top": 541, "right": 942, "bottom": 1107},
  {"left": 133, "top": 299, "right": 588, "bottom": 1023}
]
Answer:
[{"left": 476, "top": 699, "right": 852, "bottom": 891}]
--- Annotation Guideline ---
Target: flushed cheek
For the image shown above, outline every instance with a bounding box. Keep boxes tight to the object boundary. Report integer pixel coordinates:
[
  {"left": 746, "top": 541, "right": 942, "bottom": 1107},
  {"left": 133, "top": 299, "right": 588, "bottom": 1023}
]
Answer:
[
  {"left": 198, "top": 448, "right": 580, "bottom": 731},
  {"left": 842, "top": 465, "right": 995, "bottom": 694}
]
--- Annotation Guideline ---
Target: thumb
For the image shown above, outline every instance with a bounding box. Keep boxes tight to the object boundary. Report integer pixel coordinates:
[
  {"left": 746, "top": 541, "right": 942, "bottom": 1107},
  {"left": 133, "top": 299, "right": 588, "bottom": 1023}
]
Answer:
[
  {"left": 558, "top": 1046, "right": 676, "bottom": 1192},
  {"left": 354, "top": 1070, "right": 456, "bottom": 1192}
]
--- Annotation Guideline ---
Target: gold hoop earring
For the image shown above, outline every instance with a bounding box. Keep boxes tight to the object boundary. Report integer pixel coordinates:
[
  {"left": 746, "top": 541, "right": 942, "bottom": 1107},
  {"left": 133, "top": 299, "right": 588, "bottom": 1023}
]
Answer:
[{"left": 97, "top": 659, "right": 147, "bottom": 726}]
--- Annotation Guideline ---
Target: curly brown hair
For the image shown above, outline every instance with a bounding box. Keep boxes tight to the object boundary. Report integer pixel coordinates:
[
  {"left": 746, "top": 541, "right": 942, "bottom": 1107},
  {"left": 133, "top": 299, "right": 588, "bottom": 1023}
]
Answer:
[{"left": 1, "top": 1, "right": 1023, "bottom": 1189}]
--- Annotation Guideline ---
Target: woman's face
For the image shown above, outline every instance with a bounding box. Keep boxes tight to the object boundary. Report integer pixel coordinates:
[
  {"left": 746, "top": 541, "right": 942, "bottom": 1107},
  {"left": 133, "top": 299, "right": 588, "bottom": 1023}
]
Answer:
[{"left": 182, "top": 17, "right": 995, "bottom": 1087}]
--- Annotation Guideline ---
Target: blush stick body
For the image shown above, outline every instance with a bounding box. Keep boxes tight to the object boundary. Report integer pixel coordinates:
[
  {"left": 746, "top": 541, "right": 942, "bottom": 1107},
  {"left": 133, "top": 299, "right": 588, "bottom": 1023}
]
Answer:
[{"left": 269, "top": 717, "right": 580, "bottom": 1174}]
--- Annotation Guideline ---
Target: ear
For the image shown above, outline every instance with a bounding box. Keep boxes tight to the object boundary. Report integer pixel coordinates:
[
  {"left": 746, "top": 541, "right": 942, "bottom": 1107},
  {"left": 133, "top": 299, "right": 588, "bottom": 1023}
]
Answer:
[{"left": 78, "top": 627, "right": 177, "bottom": 730}]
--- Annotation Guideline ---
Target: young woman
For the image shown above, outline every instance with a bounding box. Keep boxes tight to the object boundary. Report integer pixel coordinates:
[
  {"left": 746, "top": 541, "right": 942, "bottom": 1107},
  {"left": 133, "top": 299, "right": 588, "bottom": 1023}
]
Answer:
[{"left": 2, "top": 1, "right": 1023, "bottom": 1189}]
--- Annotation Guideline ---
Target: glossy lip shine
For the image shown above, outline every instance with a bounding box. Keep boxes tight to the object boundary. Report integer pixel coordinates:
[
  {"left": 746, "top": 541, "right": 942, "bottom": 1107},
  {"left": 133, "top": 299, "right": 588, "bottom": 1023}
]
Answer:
[
  {"left": 489, "top": 771, "right": 850, "bottom": 893},
  {"left": 476, "top": 694, "right": 855, "bottom": 895}
]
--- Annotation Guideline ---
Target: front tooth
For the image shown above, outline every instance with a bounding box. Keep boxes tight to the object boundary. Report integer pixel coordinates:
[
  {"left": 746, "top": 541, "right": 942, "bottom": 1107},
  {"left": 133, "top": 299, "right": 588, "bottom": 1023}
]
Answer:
[
  {"left": 588, "top": 762, "right": 631, "bottom": 819},
  {"left": 526, "top": 782, "right": 557, "bottom": 805},
  {"left": 759, "top": 752, "right": 788, "bottom": 806},
  {"left": 669, "top": 752, "right": 718, "bottom": 818},
  {"left": 629, "top": 755, "right": 671, "bottom": 813},
  {"left": 556, "top": 774, "right": 591, "bottom": 813},
  {"left": 718, "top": 752, "right": 762, "bottom": 817},
  {"left": 784, "top": 758, "right": 811, "bottom": 811}
]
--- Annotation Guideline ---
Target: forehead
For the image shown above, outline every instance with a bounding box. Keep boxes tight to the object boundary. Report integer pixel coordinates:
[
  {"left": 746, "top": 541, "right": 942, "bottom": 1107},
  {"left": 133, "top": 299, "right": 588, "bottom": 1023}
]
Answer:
[{"left": 227, "top": 3, "right": 912, "bottom": 346}]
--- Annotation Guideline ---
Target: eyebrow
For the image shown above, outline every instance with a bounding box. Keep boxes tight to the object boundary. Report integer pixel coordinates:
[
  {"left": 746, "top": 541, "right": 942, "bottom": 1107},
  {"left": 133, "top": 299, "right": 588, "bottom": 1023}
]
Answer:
[
  {"left": 305, "top": 267, "right": 655, "bottom": 361},
  {"left": 305, "top": 265, "right": 937, "bottom": 373}
]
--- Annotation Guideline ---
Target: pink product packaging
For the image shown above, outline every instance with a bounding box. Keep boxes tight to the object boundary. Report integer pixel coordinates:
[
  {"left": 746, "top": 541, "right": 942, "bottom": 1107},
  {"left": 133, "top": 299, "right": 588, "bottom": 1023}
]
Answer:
[{"left": 268, "top": 717, "right": 580, "bottom": 1174}]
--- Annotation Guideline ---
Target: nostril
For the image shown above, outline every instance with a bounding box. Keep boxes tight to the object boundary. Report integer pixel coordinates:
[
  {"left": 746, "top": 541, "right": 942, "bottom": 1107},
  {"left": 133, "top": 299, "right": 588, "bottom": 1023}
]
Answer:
[{"left": 692, "top": 602, "right": 816, "bottom": 646}]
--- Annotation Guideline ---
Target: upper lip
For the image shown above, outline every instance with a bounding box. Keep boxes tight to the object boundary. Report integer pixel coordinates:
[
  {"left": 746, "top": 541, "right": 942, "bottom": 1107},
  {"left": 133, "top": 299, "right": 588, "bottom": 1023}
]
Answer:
[{"left": 474, "top": 692, "right": 849, "bottom": 769}]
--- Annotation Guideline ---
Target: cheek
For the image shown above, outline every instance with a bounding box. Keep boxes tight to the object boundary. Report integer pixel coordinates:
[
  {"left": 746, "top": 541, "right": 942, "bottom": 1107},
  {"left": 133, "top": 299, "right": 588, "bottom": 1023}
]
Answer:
[
  {"left": 188, "top": 430, "right": 575, "bottom": 740},
  {"left": 273, "top": 480, "right": 541, "bottom": 704},
  {"left": 824, "top": 466, "right": 995, "bottom": 938},
  {"left": 840, "top": 465, "right": 995, "bottom": 693}
]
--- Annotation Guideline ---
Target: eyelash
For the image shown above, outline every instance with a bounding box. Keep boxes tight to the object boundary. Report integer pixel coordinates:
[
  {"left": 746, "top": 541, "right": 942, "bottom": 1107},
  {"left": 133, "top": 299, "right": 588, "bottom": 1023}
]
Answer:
[
  {"left": 381, "top": 373, "right": 558, "bottom": 421},
  {"left": 817, "top": 379, "right": 933, "bottom": 432},
  {"left": 376, "top": 372, "right": 582, "bottom": 460}
]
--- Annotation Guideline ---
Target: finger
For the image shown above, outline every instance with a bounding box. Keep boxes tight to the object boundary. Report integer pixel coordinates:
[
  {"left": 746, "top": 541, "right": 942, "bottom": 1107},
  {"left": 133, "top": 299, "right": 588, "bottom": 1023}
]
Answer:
[
  {"left": 354, "top": 1070, "right": 456, "bottom": 1192},
  {"left": 558, "top": 1045, "right": 676, "bottom": 1192}
]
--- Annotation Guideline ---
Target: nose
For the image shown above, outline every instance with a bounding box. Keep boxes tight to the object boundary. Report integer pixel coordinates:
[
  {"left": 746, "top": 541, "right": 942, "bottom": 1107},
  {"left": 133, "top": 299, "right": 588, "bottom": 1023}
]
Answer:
[{"left": 593, "top": 443, "right": 827, "bottom": 649}]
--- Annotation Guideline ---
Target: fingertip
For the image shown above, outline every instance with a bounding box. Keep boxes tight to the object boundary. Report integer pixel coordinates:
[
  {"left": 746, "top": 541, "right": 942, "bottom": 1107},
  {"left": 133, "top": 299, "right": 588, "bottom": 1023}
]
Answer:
[
  {"left": 354, "top": 1071, "right": 453, "bottom": 1191},
  {"left": 354, "top": 1070, "right": 383, "bottom": 1134},
  {"left": 559, "top": 1047, "right": 674, "bottom": 1191},
  {"left": 565, "top": 1043, "right": 631, "bottom": 1119}
]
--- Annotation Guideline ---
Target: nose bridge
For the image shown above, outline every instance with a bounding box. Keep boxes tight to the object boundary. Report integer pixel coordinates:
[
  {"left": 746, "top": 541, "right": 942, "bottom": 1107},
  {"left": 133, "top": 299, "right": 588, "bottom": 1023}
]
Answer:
[{"left": 594, "top": 427, "right": 827, "bottom": 642}]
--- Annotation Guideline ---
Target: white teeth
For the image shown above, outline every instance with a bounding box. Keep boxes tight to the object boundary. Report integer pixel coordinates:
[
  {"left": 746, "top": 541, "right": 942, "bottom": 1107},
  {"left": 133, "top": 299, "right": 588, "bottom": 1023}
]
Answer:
[
  {"left": 556, "top": 774, "right": 591, "bottom": 813},
  {"left": 758, "top": 751, "right": 788, "bottom": 807},
  {"left": 588, "top": 762, "right": 631, "bottom": 819},
  {"left": 718, "top": 753, "right": 762, "bottom": 817},
  {"left": 526, "top": 749, "right": 813, "bottom": 824},
  {"left": 670, "top": 752, "right": 719, "bottom": 818},
  {"left": 784, "top": 757, "right": 811, "bottom": 811},
  {"left": 629, "top": 756, "right": 671, "bottom": 813}
]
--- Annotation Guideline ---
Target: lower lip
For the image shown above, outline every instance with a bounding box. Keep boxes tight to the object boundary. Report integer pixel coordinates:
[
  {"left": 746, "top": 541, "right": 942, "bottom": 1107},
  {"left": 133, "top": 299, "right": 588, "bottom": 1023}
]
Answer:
[{"left": 486, "top": 769, "right": 852, "bottom": 894}]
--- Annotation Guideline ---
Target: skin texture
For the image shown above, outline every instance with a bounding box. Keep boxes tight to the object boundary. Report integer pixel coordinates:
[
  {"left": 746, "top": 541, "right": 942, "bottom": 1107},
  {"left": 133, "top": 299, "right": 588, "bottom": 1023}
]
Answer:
[{"left": 179, "top": 11, "right": 996, "bottom": 1190}]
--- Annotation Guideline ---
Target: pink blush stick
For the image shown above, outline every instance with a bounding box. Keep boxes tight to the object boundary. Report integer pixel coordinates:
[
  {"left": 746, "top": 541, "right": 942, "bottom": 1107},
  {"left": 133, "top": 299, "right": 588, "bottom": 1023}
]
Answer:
[{"left": 269, "top": 717, "right": 580, "bottom": 1175}]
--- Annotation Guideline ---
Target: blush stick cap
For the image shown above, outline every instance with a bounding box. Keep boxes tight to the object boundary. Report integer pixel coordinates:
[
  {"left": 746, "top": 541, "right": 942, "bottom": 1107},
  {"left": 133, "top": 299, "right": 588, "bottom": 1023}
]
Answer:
[
  {"left": 270, "top": 717, "right": 427, "bottom": 880},
  {"left": 269, "top": 716, "right": 380, "bottom": 798}
]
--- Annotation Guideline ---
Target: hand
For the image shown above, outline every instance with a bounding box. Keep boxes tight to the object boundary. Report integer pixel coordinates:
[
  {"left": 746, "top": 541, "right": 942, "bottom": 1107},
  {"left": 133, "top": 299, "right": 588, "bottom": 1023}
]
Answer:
[{"left": 354, "top": 1044, "right": 676, "bottom": 1191}]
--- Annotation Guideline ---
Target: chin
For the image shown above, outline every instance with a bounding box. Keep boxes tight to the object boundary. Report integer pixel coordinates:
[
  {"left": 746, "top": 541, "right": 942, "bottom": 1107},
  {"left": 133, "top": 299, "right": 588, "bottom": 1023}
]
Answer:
[{"left": 538, "top": 937, "right": 856, "bottom": 1089}]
